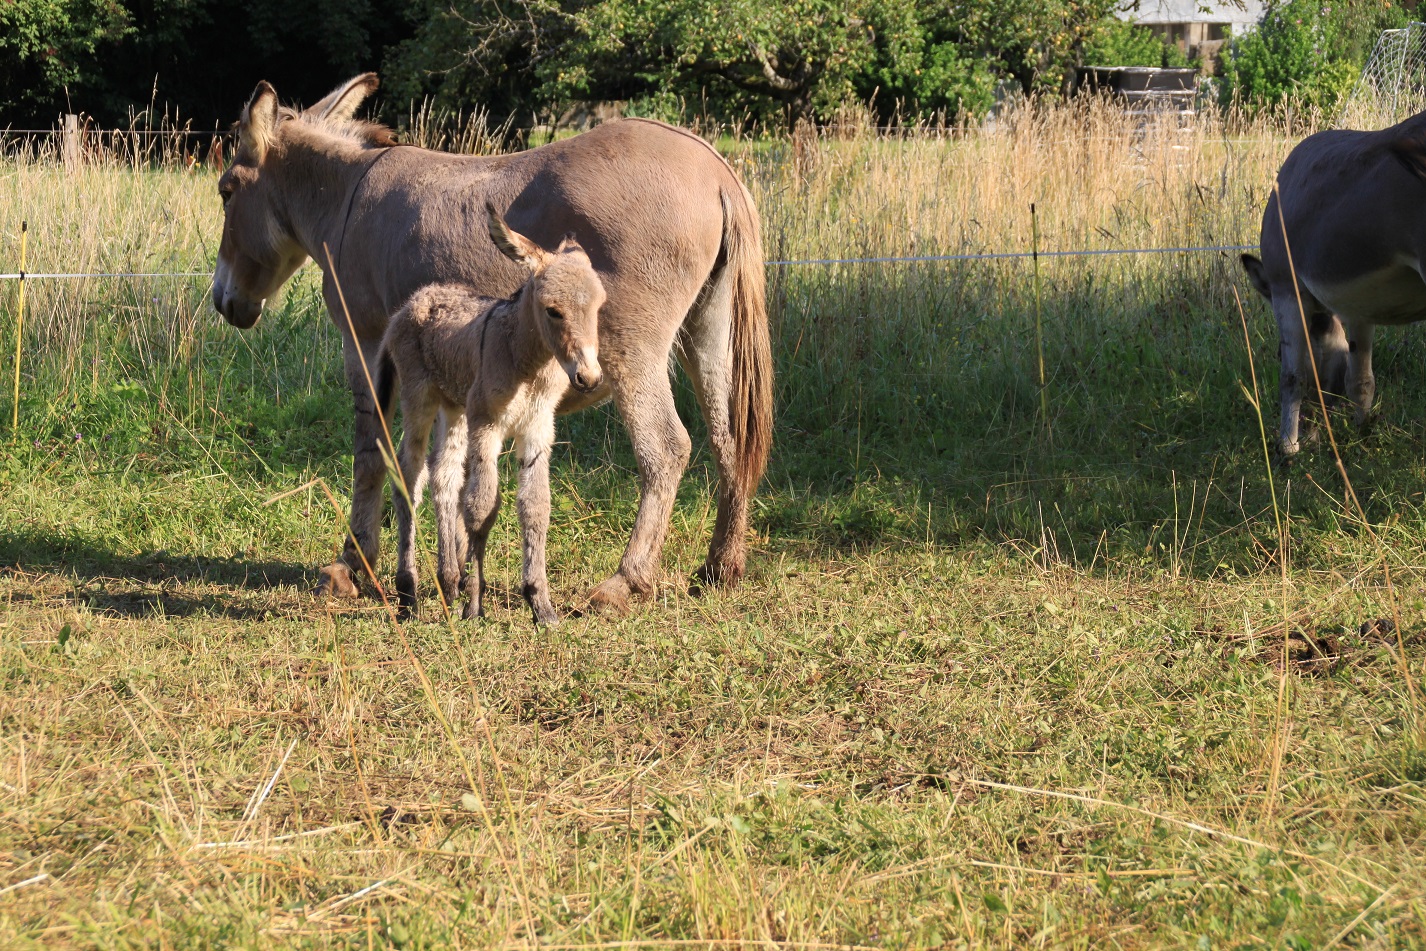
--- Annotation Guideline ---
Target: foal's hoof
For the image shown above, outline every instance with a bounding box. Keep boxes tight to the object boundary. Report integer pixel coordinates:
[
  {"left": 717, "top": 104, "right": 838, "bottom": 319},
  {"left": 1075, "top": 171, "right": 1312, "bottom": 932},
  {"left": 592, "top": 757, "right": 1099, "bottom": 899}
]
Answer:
[
  {"left": 315, "top": 563, "right": 361, "bottom": 599},
  {"left": 584, "top": 576, "right": 632, "bottom": 615}
]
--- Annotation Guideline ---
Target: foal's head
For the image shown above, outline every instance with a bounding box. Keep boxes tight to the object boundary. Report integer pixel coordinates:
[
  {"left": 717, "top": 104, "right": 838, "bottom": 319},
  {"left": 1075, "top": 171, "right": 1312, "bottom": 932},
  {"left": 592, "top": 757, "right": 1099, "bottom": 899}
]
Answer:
[{"left": 486, "top": 203, "right": 605, "bottom": 393}]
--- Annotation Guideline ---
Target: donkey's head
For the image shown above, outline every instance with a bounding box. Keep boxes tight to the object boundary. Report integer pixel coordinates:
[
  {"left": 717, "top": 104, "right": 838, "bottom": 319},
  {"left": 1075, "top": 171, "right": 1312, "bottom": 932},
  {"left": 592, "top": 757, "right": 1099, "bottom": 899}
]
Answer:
[
  {"left": 486, "top": 203, "right": 605, "bottom": 393},
  {"left": 213, "top": 74, "right": 389, "bottom": 328}
]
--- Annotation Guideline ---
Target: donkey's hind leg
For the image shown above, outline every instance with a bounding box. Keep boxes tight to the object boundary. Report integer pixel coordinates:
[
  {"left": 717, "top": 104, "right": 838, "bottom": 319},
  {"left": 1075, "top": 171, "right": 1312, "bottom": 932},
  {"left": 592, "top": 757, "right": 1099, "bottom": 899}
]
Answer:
[
  {"left": 392, "top": 388, "right": 439, "bottom": 618},
  {"left": 587, "top": 338, "right": 692, "bottom": 613},
  {"left": 428, "top": 406, "right": 469, "bottom": 610},
  {"left": 678, "top": 280, "right": 749, "bottom": 589}
]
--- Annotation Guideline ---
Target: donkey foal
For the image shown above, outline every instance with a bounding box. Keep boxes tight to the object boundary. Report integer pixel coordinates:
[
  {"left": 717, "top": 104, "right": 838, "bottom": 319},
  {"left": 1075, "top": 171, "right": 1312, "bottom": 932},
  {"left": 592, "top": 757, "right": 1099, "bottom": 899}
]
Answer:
[{"left": 381, "top": 203, "right": 605, "bottom": 624}]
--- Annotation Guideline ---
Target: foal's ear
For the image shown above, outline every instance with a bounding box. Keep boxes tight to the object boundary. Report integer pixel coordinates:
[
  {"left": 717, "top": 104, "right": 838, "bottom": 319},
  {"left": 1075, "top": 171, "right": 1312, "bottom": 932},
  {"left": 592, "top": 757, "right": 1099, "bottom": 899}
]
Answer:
[
  {"left": 486, "top": 202, "right": 548, "bottom": 270},
  {"left": 304, "top": 73, "right": 380, "bottom": 124},
  {"left": 239, "top": 81, "right": 280, "bottom": 164}
]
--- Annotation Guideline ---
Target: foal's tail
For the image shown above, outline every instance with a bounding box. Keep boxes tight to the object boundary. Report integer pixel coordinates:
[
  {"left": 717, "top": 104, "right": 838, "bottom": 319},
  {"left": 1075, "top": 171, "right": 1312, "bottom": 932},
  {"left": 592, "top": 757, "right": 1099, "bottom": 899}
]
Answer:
[{"left": 721, "top": 184, "right": 774, "bottom": 499}]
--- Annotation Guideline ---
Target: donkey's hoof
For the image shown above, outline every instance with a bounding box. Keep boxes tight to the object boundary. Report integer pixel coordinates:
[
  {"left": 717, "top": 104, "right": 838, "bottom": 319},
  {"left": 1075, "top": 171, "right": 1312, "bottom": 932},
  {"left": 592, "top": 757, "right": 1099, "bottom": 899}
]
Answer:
[
  {"left": 531, "top": 606, "right": 561, "bottom": 628},
  {"left": 692, "top": 559, "right": 744, "bottom": 594},
  {"left": 315, "top": 563, "right": 361, "bottom": 599},
  {"left": 584, "top": 576, "right": 632, "bottom": 615}
]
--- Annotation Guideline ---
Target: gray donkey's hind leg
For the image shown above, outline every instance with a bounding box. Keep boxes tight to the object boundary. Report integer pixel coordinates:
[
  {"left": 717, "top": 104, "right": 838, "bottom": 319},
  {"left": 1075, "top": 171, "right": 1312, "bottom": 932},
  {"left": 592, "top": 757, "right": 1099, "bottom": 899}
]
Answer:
[{"left": 678, "top": 275, "right": 748, "bottom": 589}]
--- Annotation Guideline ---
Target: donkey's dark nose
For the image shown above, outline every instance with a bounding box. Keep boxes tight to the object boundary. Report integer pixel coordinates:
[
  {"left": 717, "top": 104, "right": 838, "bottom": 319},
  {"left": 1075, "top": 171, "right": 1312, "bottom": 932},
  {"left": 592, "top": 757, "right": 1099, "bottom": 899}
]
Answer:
[{"left": 574, "top": 369, "right": 601, "bottom": 392}]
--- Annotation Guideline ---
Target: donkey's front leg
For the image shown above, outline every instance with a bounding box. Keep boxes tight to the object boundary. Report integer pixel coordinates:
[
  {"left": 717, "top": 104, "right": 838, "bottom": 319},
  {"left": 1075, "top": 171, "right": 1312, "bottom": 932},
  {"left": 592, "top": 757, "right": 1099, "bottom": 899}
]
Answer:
[
  {"left": 515, "top": 422, "right": 560, "bottom": 627},
  {"left": 461, "top": 420, "right": 503, "bottom": 621},
  {"left": 1275, "top": 301, "right": 1311, "bottom": 457},
  {"left": 319, "top": 336, "right": 396, "bottom": 598}
]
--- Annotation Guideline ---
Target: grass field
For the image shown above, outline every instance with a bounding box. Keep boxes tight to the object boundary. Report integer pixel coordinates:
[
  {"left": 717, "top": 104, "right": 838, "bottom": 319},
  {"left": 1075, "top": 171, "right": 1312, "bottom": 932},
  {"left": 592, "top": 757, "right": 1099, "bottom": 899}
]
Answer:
[{"left": 3, "top": 102, "right": 1426, "bottom": 948}]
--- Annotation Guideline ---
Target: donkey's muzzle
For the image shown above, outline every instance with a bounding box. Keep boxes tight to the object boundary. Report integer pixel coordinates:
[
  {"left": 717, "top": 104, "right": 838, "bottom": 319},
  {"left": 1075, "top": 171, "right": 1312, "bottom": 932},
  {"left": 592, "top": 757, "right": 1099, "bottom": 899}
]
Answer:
[{"left": 214, "top": 286, "right": 264, "bottom": 329}]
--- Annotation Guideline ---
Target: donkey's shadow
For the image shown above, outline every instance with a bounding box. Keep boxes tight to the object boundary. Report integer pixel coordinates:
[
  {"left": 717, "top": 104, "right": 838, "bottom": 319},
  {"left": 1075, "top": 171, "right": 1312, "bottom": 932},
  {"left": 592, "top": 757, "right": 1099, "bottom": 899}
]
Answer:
[{"left": 0, "top": 527, "right": 310, "bottom": 621}]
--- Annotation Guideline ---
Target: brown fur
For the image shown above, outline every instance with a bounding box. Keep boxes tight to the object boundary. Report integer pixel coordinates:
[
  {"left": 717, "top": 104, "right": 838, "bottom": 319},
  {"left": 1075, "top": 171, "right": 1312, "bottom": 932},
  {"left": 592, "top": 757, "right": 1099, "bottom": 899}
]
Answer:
[{"left": 212, "top": 74, "right": 772, "bottom": 611}]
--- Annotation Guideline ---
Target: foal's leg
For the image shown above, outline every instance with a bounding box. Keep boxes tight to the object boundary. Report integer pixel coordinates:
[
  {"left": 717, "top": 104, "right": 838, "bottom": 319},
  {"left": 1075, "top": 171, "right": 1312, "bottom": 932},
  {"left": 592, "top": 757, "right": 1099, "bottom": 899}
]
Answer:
[
  {"left": 392, "top": 388, "right": 439, "bottom": 618},
  {"left": 588, "top": 348, "right": 692, "bottom": 613},
  {"left": 515, "top": 418, "right": 560, "bottom": 627},
  {"left": 1343, "top": 318, "right": 1376, "bottom": 433},
  {"left": 429, "top": 407, "right": 470, "bottom": 608},
  {"left": 461, "top": 419, "right": 504, "bottom": 620}
]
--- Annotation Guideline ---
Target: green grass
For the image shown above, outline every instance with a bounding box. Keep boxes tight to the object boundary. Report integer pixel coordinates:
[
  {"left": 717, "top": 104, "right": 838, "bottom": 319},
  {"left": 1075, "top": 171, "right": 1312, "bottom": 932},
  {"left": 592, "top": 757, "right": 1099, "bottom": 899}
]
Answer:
[{"left": 2, "top": 108, "right": 1425, "bottom": 947}]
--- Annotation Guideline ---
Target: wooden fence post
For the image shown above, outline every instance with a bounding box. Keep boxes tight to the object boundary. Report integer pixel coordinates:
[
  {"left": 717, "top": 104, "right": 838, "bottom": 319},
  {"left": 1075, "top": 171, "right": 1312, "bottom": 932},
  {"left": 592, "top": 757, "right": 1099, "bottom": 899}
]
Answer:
[{"left": 62, "top": 114, "right": 81, "bottom": 169}]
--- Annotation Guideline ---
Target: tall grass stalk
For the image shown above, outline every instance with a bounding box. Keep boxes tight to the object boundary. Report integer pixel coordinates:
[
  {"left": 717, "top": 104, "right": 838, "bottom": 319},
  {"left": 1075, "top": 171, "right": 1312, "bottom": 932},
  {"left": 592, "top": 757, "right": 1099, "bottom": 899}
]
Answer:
[{"left": 10, "top": 220, "right": 25, "bottom": 434}]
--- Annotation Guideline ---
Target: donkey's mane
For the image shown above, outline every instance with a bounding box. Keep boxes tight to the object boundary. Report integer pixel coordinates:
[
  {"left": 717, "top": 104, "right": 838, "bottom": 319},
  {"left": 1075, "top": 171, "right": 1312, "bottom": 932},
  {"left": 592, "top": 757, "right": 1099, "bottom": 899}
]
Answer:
[{"left": 297, "top": 113, "right": 398, "bottom": 149}]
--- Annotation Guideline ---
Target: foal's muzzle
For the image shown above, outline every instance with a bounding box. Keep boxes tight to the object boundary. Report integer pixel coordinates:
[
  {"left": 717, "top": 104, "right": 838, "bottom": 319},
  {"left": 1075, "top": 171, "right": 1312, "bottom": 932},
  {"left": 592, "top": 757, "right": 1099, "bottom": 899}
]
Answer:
[
  {"left": 568, "top": 349, "right": 602, "bottom": 393},
  {"left": 572, "top": 367, "right": 602, "bottom": 393}
]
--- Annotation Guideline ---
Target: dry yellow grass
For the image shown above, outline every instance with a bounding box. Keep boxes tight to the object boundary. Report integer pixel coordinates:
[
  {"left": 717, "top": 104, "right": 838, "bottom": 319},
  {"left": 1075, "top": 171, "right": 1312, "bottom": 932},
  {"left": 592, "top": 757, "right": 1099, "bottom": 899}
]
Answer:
[{"left": 2, "top": 101, "right": 1425, "bottom": 948}]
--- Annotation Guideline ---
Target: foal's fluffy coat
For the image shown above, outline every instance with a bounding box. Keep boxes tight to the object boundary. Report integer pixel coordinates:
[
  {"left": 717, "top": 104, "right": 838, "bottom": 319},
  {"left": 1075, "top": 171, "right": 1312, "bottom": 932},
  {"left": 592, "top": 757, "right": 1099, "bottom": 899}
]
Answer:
[{"left": 381, "top": 204, "right": 605, "bottom": 624}]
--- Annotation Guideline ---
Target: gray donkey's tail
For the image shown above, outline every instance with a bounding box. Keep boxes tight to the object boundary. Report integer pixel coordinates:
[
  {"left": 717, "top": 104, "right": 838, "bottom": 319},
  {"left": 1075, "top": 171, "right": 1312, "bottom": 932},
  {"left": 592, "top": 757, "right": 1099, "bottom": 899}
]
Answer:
[{"left": 721, "top": 185, "right": 773, "bottom": 498}]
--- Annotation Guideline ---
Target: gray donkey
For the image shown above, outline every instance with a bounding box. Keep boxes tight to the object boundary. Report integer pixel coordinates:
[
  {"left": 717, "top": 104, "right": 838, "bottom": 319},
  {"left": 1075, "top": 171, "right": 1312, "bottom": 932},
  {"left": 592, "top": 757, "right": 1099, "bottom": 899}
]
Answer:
[{"left": 381, "top": 203, "right": 606, "bottom": 625}]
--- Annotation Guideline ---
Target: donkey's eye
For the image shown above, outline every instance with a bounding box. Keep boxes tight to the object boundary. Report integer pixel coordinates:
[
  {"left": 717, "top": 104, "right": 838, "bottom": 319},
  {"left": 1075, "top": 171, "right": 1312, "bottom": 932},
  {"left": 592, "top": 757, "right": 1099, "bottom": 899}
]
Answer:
[
  {"left": 546, "top": 307, "right": 565, "bottom": 321},
  {"left": 219, "top": 187, "right": 233, "bottom": 206}
]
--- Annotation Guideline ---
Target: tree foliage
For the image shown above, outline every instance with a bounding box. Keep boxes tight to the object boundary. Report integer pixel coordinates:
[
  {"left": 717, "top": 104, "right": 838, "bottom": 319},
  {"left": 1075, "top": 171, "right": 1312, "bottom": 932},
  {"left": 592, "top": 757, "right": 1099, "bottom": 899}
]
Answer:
[
  {"left": 0, "top": 0, "right": 410, "bottom": 128},
  {"left": 386, "top": 0, "right": 1125, "bottom": 127},
  {"left": 1081, "top": 18, "right": 1188, "bottom": 69},
  {"left": 1220, "top": 0, "right": 1406, "bottom": 111},
  {"left": 0, "top": 0, "right": 133, "bottom": 122}
]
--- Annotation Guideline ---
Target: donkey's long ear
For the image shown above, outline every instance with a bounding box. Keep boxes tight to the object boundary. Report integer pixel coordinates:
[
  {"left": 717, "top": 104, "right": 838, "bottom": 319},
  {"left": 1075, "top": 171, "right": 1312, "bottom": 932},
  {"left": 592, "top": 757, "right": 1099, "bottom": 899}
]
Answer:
[
  {"left": 486, "top": 202, "right": 548, "bottom": 270},
  {"left": 1240, "top": 254, "right": 1272, "bottom": 301},
  {"left": 239, "top": 81, "right": 280, "bottom": 164},
  {"left": 305, "top": 73, "right": 380, "bottom": 124}
]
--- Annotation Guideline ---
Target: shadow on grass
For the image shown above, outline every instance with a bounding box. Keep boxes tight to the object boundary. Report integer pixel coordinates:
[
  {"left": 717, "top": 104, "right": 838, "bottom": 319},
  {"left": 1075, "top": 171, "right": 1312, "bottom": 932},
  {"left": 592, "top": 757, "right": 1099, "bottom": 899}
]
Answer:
[{"left": 0, "top": 527, "right": 311, "bottom": 620}]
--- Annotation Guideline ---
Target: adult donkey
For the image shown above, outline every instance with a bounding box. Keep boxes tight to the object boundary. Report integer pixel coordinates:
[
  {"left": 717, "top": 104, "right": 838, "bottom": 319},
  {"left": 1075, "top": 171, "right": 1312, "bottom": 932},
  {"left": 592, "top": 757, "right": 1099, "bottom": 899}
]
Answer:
[
  {"left": 1242, "top": 111, "right": 1426, "bottom": 456},
  {"left": 212, "top": 74, "right": 773, "bottom": 612}
]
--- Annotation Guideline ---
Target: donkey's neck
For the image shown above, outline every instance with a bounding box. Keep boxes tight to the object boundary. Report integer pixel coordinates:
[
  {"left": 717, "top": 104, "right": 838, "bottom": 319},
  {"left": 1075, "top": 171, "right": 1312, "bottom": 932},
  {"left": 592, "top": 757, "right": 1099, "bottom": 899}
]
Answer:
[{"left": 271, "top": 134, "right": 385, "bottom": 267}]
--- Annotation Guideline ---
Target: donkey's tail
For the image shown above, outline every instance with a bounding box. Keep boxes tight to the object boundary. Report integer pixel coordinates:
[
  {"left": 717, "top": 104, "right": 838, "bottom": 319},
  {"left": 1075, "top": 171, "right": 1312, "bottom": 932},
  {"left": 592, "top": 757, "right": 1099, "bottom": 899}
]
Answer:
[{"left": 721, "top": 184, "right": 774, "bottom": 499}]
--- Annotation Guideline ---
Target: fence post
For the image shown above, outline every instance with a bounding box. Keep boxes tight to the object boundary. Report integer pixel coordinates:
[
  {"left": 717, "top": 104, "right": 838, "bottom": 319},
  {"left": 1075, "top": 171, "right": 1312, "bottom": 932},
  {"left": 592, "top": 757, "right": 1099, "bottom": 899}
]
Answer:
[{"left": 62, "top": 114, "right": 81, "bottom": 169}]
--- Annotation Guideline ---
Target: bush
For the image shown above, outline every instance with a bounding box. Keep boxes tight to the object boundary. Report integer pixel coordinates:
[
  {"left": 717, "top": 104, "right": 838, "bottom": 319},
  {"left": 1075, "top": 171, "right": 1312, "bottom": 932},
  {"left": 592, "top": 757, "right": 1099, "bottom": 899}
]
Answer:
[
  {"left": 1220, "top": 0, "right": 1407, "bottom": 112},
  {"left": 1081, "top": 19, "right": 1189, "bottom": 69}
]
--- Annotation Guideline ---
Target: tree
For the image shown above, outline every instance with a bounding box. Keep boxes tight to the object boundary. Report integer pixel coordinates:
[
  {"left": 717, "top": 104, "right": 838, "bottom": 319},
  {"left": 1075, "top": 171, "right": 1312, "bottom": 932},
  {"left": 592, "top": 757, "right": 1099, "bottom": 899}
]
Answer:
[
  {"left": 0, "top": 0, "right": 412, "bottom": 128},
  {"left": 387, "top": 0, "right": 1127, "bottom": 128},
  {"left": 0, "top": 0, "right": 132, "bottom": 124},
  {"left": 1220, "top": 0, "right": 1408, "bottom": 112}
]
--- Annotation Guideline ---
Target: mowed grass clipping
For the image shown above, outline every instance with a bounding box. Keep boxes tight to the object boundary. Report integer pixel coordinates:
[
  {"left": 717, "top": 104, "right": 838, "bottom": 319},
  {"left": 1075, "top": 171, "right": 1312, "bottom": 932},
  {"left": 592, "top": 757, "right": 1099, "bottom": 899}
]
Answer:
[{"left": 2, "top": 102, "right": 1425, "bottom": 948}]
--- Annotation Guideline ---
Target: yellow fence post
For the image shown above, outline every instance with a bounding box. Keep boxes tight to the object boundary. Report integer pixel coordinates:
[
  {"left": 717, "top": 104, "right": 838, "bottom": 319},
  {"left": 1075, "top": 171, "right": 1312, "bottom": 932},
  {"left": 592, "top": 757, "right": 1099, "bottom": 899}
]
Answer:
[{"left": 12, "top": 220, "right": 26, "bottom": 434}]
